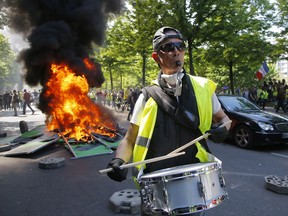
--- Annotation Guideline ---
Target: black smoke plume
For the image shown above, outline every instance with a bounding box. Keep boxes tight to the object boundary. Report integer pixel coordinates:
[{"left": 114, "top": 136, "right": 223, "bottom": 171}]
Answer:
[{"left": 1, "top": 0, "right": 123, "bottom": 113}]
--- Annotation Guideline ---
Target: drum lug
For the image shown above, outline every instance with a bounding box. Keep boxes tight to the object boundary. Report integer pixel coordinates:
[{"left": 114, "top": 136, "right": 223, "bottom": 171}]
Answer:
[
  {"left": 219, "top": 174, "right": 226, "bottom": 188},
  {"left": 140, "top": 182, "right": 153, "bottom": 208},
  {"left": 162, "top": 188, "right": 168, "bottom": 205},
  {"left": 198, "top": 181, "right": 205, "bottom": 198}
]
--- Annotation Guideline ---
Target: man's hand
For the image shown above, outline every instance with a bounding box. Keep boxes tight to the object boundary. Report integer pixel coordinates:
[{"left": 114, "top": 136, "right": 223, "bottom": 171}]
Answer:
[
  {"left": 206, "top": 123, "right": 229, "bottom": 143},
  {"left": 107, "top": 158, "right": 128, "bottom": 182}
]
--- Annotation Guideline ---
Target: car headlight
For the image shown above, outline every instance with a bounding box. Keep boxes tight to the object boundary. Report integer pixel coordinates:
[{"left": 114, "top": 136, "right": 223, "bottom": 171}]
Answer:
[{"left": 258, "top": 122, "right": 274, "bottom": 131}]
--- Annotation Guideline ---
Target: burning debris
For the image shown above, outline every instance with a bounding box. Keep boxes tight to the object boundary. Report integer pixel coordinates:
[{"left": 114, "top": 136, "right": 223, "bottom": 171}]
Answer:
[
  {"left": 2, "top": 0, "right": 124, "bottom": 140},
  {"left": 45, "top": 62, "right": 117, "bottom": 140}
]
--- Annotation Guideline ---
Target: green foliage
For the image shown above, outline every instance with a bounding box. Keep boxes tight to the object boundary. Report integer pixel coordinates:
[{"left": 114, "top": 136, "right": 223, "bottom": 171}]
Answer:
[
  {"left": 0, "top": 33, "right": 15, "bottom": 90},
  {"left": 95, "top": 1, "right": 162, "bottom": 90},
  {"left": 192, "top": 0, "right": 277, "bottom": 93},
  {"left": 0, "top": 6, "right": 9, "bottom": 29},
  {"left": 93, "top": 0, "right": 286, "bottom": 92},
  {"left": 275, "top": 0, "right": 288, "bottom": 59}
]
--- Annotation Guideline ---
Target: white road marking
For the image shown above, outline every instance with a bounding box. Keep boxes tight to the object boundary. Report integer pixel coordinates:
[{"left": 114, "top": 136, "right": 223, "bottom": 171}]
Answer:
[
  {"left": 223, "top": 171, "right": 266, "bottom": 177},
  {"left": 271, "top": 153, "right": 288, "bottom": 158}
]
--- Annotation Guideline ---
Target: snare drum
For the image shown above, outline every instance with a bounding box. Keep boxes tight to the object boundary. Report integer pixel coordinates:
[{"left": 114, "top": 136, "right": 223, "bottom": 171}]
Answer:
[{"left": 139, "top": 162, "right": 227, "bottom": 215}]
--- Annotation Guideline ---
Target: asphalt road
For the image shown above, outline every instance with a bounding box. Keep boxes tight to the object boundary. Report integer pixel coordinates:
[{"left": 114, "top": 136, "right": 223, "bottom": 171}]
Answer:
[{"left": 0, "top": 106, "right": 288, "bottom": 216}]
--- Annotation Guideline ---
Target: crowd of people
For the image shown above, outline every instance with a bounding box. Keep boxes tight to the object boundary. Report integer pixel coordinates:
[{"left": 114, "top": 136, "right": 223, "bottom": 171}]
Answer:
[
  {"left": 0, "top": 89, "right": 39, "bottom": 116},
  {"left": 1, "top": 87, "right": 141, "bottom": 119},
  {"left": 219, "top": 78, "right": 288, "bottom": 112},
  {"left": 88, "top": 87, "right": 141, "bottom": 120}
]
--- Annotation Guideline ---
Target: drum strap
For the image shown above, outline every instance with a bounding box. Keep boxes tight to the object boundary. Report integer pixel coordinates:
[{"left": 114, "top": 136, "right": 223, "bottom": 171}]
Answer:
[{"left": 142, "top": 78, "right": 200, "bottom": 130}]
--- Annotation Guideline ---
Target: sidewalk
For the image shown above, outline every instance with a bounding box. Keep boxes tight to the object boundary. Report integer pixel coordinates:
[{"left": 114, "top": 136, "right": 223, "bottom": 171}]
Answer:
[{"left": 0, "top": 106, "right": 45, "bottom": 136}]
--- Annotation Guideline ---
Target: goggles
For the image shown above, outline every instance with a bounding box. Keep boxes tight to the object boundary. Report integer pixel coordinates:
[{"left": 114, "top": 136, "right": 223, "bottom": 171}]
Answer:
[{"left": 159, "top": 42, "right": 186, "bottom": 52}]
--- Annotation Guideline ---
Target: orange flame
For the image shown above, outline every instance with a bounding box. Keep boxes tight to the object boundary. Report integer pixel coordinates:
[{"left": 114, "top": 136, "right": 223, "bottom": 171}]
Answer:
[{"left": 44, "top": 61, "right": 116, "bottom": 140}]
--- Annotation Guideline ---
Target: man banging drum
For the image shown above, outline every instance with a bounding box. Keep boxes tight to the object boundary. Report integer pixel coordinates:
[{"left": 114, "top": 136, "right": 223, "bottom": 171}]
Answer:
[{"left": 104, "top": 26, "right": 231, "bottom": 216}]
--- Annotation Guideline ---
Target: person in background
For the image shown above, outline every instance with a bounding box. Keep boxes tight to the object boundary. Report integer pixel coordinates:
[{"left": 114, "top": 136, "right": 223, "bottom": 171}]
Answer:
[
  {"left": 236, "top": 87, "right": 241, "bottom": 96},
  {"left": 123, "top": 87, "right": 130, "bottom": 104},
  {"left": 12, "top": 90, "right": 19, "bottom": 116},
  {"left": 106, "top": 91, "right": 112, "bottom": 107},
  {"left": 258, "top": 86, "right": 269, "bottom": 110},
  {"left": 242, "top": 87, "right": 249, "bottom": 99},
  {"left": 106, "top": 26, "right": 231, "bottom": 216},
  {"left": 127, "top": 88, "right": 139, "bottom": 121},
  {"left": 89, "top": 90, "right": 96, "bottom": 103},
  {"left": 8, "top": 91, "right": 12, "bottom": 110},
  {"left": 23, "top": 89, "right": 35, "bottom": 115},
  {"left": 248, "top": 86, "right": 257, "bottom": 104},
  {"left": 0, "top": 91, "right": 3, "bottom": 111},
  {"left": 275, "top": 83, "right": 286, "bottom": 113},
  {"left": 3, "top": 91, "right": 10, "bottom": 110},
  {"left": 17, "top": 90, "right": 23, "bottom": 110},
  {"left": 112, "top": 90, "right": 117, "bottom": 108}
]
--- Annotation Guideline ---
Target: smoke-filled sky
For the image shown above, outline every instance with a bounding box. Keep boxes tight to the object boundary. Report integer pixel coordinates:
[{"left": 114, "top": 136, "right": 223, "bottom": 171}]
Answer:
[
  {"left": 0, "top": 0, "right": 124, "bottom": 88},
  {"left": 0, "top": 26, "right": 29, "bottom": 52}
]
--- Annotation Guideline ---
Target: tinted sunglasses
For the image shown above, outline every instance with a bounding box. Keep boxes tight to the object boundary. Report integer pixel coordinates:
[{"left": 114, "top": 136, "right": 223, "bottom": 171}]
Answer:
[{"left": 159, "top": 42, "right": 186, "bottom": 52}]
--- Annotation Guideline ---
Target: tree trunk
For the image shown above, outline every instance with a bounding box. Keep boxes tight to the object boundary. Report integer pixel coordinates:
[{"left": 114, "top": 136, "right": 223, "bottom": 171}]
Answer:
[
  {"left": 142, "top": 51, "right": 147, "bottom": 86},
  {"left": 187, "top": 38, "right": 195, "bottom": 75},
  {"left": 229, "top": 62, "right": 234, "bottom": 94},
  {"left": 120, "top": 73, "right": 123, "bottom": 90},
  {"left": 109, "top": 63, "right": 113, "bottom": 90}
]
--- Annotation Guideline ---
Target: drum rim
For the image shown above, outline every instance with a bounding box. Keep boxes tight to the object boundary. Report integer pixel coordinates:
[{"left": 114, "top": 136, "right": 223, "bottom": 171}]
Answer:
[{"left": 140, "top": 162, "right": 219, "bottom": 180}]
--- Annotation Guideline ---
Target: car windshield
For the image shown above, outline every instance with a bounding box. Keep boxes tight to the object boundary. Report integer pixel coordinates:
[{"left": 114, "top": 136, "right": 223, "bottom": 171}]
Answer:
[{"left": 218, "top": 96, "right": 260, "bottom": 112}]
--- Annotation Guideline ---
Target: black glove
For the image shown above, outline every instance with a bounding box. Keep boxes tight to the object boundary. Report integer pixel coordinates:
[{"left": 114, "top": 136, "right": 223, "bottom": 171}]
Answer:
[
  {"left": 107, "top": 158, "right": 128, "bottom": 182},
  {"left": 206, "top": 123, "right": 229, "bottom": 143}
]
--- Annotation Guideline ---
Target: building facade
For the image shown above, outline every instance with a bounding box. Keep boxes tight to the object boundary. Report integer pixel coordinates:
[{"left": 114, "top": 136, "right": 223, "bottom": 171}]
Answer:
[{"left": 276, "top": 59, "right": 288, "bottom": 80}]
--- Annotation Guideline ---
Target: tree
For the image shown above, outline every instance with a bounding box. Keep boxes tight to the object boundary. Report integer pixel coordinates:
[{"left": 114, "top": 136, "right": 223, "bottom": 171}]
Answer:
[
  {"left": 96, "top": 0, "right": 282, "bottom": 92},
  {"left": 96, "top": 2, "right": 163, "bottom": 89},
  {"left": 0, "top": 2, "right": 9, "bottom": 29},
  {"left": 275, "top": 0, "right": 288, "bottom": 59},
  {"left": 0, "top": 33, "right": 15, "bottom": 90},
  {"left": 195, "top": 0, "right": 276, "bottom": 93},
  {"left": 127, "top": 0, "right": 163, "bottom": 86},
  {"left": 153, "top": 0, "right": 233, "bottom": 75},
  {"left": 96, "top": 16, "right": 142, "bottom": 90}
]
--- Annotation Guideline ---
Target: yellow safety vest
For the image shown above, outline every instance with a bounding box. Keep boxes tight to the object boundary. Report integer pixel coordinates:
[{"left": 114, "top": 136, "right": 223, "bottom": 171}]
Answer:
[
  {"left": 260, "top": 91, "right": 268, "bottom": 99},
  {"left": 133, "top": 75, "right": 216, "bottom": 171}
]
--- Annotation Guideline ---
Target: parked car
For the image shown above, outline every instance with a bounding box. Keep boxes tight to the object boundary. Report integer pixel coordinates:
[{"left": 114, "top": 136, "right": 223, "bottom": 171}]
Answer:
[{"left": 217, "top": 95, "right": 288, "bottom": 148}]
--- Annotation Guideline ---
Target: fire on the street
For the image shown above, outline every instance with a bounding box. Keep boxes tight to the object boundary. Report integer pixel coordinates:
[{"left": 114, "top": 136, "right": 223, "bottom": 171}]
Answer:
[{"left": 44, "top": 61, "right": 116, "bottom": 141}]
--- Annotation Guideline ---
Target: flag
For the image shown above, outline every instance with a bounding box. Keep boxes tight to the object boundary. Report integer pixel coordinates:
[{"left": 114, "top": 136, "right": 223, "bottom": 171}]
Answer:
[{"left": 256, "top": 61, "right": 269, "bottom": 80}]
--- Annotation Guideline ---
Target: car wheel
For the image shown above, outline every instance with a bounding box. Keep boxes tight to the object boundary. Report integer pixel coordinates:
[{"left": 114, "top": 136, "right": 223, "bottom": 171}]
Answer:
[{"left": 234, "top": 125, "right": 253, "bottom": 149}]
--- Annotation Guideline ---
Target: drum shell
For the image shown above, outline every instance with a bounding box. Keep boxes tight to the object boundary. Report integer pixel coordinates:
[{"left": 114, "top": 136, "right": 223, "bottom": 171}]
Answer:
[{"left": 139, "top": 162, "right": 227, "bottom": 214}]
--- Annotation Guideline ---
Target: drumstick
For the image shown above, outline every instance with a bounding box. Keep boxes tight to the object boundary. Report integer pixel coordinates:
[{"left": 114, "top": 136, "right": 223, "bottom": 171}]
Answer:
[
  {"left": 99, "top": 151, "right": 185, "bottom": 174},
  {"left": 168, "top": 120, "right": 232, "bottom": 155}
]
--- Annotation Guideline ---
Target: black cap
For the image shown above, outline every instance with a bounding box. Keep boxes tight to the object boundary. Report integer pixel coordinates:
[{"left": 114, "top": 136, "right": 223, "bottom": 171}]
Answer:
[{"left": 152, "top": 26, "right": 184, "bottom": 51}]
